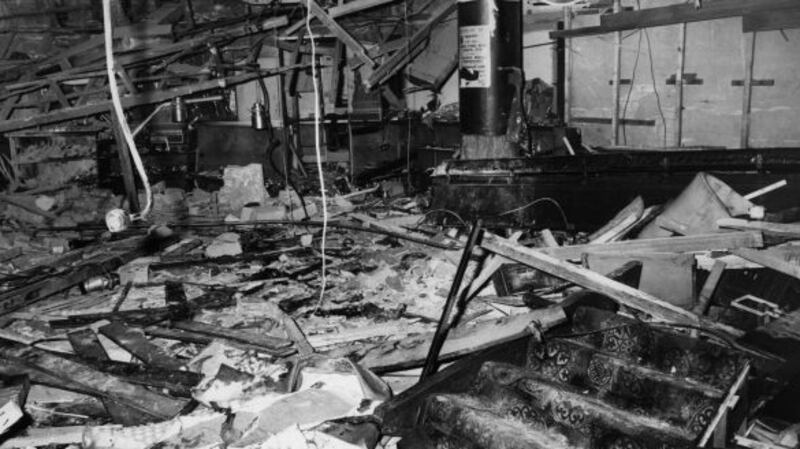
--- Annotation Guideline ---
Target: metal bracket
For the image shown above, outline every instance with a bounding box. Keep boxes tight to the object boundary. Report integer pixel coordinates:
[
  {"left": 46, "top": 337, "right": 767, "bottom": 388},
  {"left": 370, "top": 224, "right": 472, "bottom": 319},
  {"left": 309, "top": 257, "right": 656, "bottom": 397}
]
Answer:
[{"left": 731, "top": 295, "right": 783, "bottom": 320}]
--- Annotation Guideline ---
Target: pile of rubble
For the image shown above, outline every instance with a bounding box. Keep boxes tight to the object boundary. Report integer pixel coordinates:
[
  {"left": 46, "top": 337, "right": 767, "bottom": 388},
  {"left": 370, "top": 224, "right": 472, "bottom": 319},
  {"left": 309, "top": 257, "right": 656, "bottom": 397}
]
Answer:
[{"left": 0, "top": 166, "right": 799, "bottom": 449}]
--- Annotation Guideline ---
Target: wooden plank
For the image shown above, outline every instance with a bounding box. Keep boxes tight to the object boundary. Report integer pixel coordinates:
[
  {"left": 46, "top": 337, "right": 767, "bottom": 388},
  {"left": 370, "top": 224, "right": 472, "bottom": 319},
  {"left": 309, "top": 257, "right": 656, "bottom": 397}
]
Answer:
[
  {"left": 329, "top": 0, "right": 396, "bottom": 18},
  {"left": 172, "top": 321, "right": 294, "bottom": 351},
  {"left": 0, "top": 94, "right": 21, "bottom": 121},
  {"left": 550, "top": 0, "right": 798, "bottom": 39},
  {"left": 0, "top": 342, "right": 188, "bottom": 421},
  {"left": 692, "top": 260, "right": 726, "bottom": 315},
  {"left": 462, "top": 231, "right": 522, "bottom": 299},
  {"left": 481, "top": 233, "right": 702, "bottom": 326},
  {"left": 99, "top": 321, "right": 185, "bottom": 371},
  {"left": 355, "top": 306, "right": 566, "bottom": 373},
  {"left": 49, "top": 81, "right": 71, "bottom": 108},
  {"left": 117, "top": 69, "right": 138, "bottom": 95},
  {"left": 540, "top": 231, "right": 763, "bottom": 261},
  {"left": 306, "top": 0, "right": 375, "bottom": 67},
  {"left": 68, "top": 329, "right": 110, "bottom": 362},
  {"left": 66, "top": 329, "right": 172, "bottom": 423},
  {"left": 367, "top": 0, "right": 456, "bottom": 88},
  {"left": 743, "top": 8, "right": 800, "bottom": 32},
  {"left": 717, "top": 218, "right": 800, "bottom": 240},
  {"left": 732, "top": 248, "right": 800, "bottom": 281}
]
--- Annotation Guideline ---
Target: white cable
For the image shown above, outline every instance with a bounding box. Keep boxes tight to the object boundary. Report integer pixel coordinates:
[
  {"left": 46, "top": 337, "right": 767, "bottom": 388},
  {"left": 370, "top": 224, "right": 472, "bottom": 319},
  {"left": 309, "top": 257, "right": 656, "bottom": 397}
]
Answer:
[
  {"left": 307, "top": 1, "right": 328, "bottom": 312},
  {"left": 103, "top": 0, "right": 152, "bottom": 221}
]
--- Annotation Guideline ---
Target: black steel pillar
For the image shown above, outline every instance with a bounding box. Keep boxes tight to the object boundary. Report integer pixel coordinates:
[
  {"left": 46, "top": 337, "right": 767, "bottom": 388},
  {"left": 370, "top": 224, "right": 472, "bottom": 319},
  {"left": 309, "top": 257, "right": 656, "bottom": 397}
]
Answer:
[{"left": 458, "top": 0, "right": 522, "bottom": 159}]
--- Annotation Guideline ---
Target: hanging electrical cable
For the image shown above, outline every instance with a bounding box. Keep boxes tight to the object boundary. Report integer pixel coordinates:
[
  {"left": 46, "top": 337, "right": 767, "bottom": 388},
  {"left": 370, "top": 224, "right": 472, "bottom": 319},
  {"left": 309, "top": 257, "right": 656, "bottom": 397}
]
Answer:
[
  {"left": 102, "top": 0, "right": 153, "bottom": 231},
  {"left": 307, "top": 0, "right": 329, "bottom": 313}
]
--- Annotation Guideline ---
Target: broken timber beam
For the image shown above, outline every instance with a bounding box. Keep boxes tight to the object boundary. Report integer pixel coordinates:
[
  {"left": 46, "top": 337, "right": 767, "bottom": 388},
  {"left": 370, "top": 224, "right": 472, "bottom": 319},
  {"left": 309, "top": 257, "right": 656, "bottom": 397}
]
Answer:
[
  {"left": 718, "top": 218, "right": 800, "bottom": 240},
  {"left": 366, "top": 0, "right": 456, "bottom": 88},
  {"left": 171, "top": 320, "right": 295, "bottom": 354},
  {"left": 99, "top": 321, "right": 186, "bottom": 371},
  {"left": 0, "top": 65, "right": 303, "bottom": 133},
  {"left": 306, "top": 0, "right": 375, "bottom": 68},
  {"left": 0, "top": 342, "right": 189, "bottom": 422},
  {"left": 480, "top": 233, "right": 739, "bottom": 334},
  {"left": 540, "top": 231, "right": 763, "bottom": 261},
  {"left": 731, "top": 248, "right": 800, "bottom": 281}
]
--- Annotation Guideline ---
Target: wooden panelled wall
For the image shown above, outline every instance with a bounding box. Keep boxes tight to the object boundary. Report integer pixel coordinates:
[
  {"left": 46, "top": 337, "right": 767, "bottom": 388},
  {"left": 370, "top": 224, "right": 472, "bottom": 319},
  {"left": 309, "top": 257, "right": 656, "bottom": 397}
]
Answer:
[{"left": 559, "top": 0, "right": 800, "bottom": 149}]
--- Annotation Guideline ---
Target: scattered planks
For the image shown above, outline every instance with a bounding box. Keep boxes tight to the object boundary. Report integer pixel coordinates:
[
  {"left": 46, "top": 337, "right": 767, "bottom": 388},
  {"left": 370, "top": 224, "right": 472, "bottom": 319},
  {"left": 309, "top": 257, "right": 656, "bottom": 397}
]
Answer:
[
  {"left": 366, "top": 0, "right": 456, "bottom": 88},
  {"left": 479, "top": 233, "right": 742, "bottom": 336},
  {"left": 0, "top": 231, "right": 176, "bottom": 317},
  {"left": 0, "top": 342, "right": 189, "bottom": 424},
  {"left": 540, "top": 231, "right": 763, "bottom": 261},
  {"left": 0, "top": 65, "right": 305, "bottom": 133},
  {"left": 354, "top": 306, "right": 566, "bottom": 374},
  {"left": 305, "top": 0, "right": 375, "bottom": 68}
]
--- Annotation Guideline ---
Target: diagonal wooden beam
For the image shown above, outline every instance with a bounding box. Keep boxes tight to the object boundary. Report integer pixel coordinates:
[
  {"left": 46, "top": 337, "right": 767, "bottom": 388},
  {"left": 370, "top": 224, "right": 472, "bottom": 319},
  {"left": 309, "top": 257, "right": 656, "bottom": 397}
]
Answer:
[
  {"left": 480, "top": 232, "right": 743, "bottom": 336},
  {"left": 306, "top": 0, "right": 375, "bottom": 68},
  {"left": 366, "top": 0, "right": 456, "bottom": 88},
  {"left": 49, "top": 81, "right": 71, "bottom": 108}
]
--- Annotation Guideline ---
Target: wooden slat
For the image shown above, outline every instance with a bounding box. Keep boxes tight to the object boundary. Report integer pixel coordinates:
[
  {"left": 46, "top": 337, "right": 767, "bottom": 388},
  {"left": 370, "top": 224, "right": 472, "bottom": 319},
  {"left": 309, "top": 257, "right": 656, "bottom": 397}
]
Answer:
[
  {"left": 306, "top": 0, "right": 375, "bottom": 67},
  {"left": 692, "top": 260, "right": 726, "bottom": 315},
  {"left": 540, "top": 231, "right": 763, "bottom": 261},
  {"left": 172, "top": 321, "right": 294, "bottom": 351},
  {"left": 717, "top": 218, "right": 800, "bottom": 240},
  {"left": 99, "top": 321, "right": 185, "bottom": 371},
  {"left": 480, "top": 233, "right": 741, "bottom": 337},
  {"left": 463, "top": 231, "right": 523, "bottom": 299},
  {"left": 732, "top": 248, "right": 800, "bottom": 281},
  {"left": 68, "top": 329, "right": 110, "bottom": 362},
  {"left": 49, "top": 81, "right": 71, "bottom": 108},
  {"left": 367, "top": 0, "right": 456, "bottom": 88}
]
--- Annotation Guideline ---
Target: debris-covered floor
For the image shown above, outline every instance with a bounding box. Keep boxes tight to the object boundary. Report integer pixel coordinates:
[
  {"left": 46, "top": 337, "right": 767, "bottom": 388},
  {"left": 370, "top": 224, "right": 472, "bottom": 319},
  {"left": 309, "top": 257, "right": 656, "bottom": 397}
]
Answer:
[{"left": 1, "top": 166, "right": 800, "bottom": 449}]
